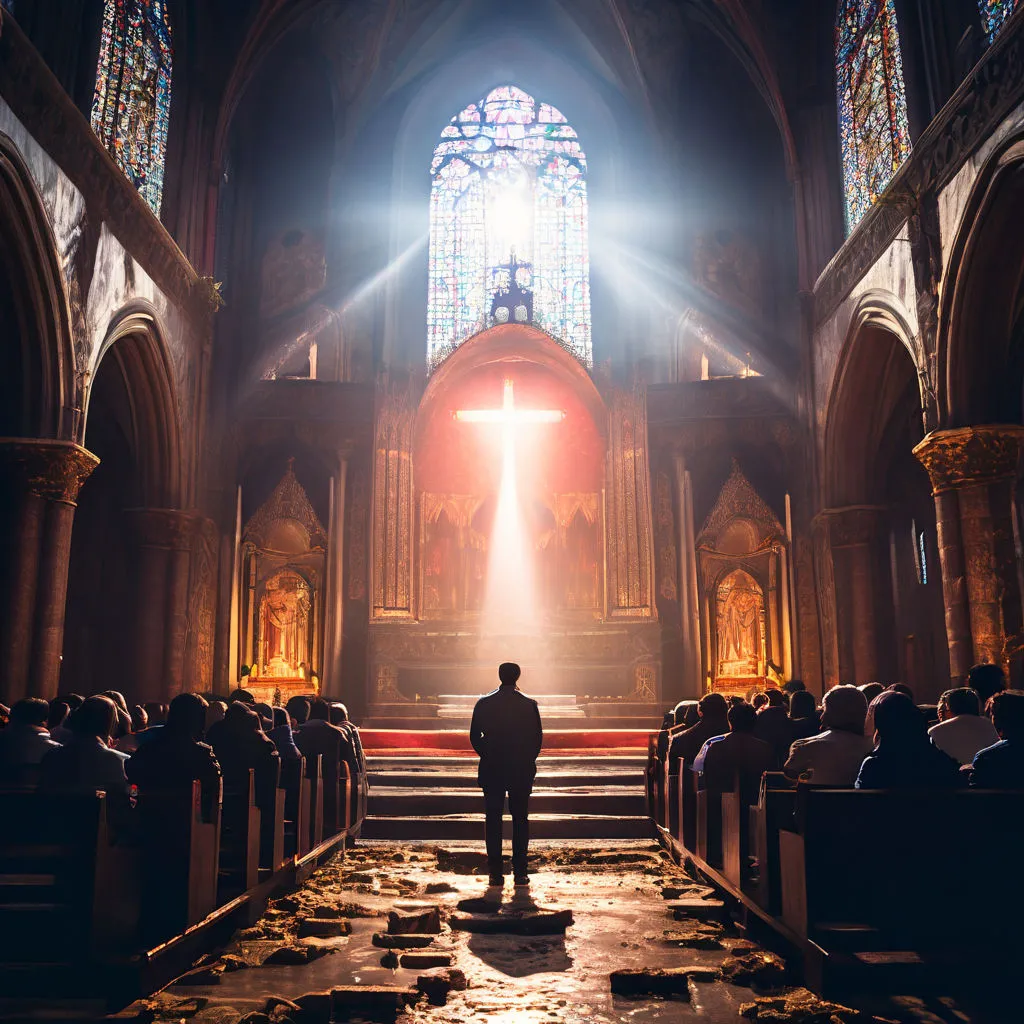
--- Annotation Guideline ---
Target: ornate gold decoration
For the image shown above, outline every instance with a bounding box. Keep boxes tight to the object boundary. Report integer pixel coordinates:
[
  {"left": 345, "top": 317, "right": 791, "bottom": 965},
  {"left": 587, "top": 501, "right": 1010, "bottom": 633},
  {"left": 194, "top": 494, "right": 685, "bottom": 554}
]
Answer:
[
  {"left": 0, "top": 438, "right": 99, "bottom": 505},
  {"left": 698, "top": 459, "right": 783, "bottom": 545},
  {"left": 244, "top": 459, "right": 327, "bottom": 550},
  {"left": 553, "top": 492, "right": 600, "bottom": 530},
  {"left": 913, "top": 426, "right": 1024, "bottom": 494},
  {"left": 631, "top": 663, "right": 657, "bottom": 700},
  {"left": 374, "top": 662, "right": 408, "bottom": 702}
]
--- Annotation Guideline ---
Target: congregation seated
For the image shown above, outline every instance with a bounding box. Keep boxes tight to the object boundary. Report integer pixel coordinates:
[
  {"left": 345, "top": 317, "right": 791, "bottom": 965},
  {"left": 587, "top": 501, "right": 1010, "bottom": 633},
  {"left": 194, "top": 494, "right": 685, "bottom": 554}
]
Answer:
[
  {"left": 127, "top": 693, "right": 221, "bottom": 817},
  {"left": 969, "top": 689, "right": 1024, "bottom": 788},
  {"left": 269, "top": 707, "right": 302, "bottom": 761},
  {"left": 967, "top": 662, "right": 1007, "bottom": 708},
  {"left": 787, "top": 690, "right": 820, "bottom": 742},
  {"left": 0, "top": 697, "right": 60, "bottom": 780},
  {"left": 855, "top": 691, "right": 961, "bottom": 789},
  {"left": 47, "top": 699, "right": 73, "bottom": 743},
  {"left": 784, "top": 684, "right": 871, "bottom": 786},
  {"left": 693, "top": 702, "right": 773, "bottom": 802},
  {"left": 669, "top": 692, "right": 729, "bottom": 771},
  {"left": 752, "top": 689, "right": 793, "bottom": 765},
  {"left": 38, "top": 695, "right": 129, "bottom": 798},
  {"left": 674, "top": 700, "right": 699, "bottom": 729},
  {"left": 205, "top": 701, "right": 279, "bottom": 808},
  {"left": 927, "top": 687, "right": 998, "bottom": 765}
]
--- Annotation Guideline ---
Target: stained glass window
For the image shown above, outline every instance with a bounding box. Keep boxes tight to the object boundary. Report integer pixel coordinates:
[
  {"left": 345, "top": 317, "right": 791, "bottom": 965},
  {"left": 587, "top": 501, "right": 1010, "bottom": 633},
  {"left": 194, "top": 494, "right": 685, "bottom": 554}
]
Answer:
[
  {"left": 427, "top": 85, "right": 591, "bottom": 367},
  {"left": 835, "top": 0, "right": 911, "bottom": 232},
  {"left": 91, "top": 0, "right": 172, "bottom": 215},
  {"left": 979, "top": 0, "right": 1021, "bottom": 41}
]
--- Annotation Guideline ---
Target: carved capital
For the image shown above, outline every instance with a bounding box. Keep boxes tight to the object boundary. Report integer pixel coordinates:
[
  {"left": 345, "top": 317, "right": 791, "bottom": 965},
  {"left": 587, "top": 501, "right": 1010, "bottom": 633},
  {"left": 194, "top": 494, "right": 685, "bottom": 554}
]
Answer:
[
  {"left": 0, "top": 437, "right": 99, "bottom": 504},
  {"left": 814, "top": 506, "right": 887, "bottom": 548},
  {"left": 127, "top": 508, "right": 201, "bottom": 550},
  {"left": 913, "top": 426, "right": 1024, "bottom": 493}
]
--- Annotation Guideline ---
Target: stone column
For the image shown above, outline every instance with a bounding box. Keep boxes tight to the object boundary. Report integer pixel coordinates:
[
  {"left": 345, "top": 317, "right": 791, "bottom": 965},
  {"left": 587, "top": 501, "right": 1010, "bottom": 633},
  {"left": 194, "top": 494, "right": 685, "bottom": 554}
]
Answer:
[
  {"left": 0, "top": 439, "right": 99, "bottom": 703},
  {"left": 914, "top": 426, "right": 1024, "bottom": 684},
  {"left": 324, "top": 458, "right": 348, "bottom": 698},
  {"left": 127, "top": 509, "right": 199, "bottom": 701}
]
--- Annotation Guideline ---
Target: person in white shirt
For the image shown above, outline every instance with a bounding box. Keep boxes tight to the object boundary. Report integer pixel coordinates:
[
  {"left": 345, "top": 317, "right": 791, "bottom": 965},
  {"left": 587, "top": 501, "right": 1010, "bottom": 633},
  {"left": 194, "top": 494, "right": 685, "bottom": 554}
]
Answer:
[
  {"left": 928, "top": 687, "right": 999, "bottom": 765},
  {"left": 783, "top": 685, "right": 872, "bottom": 786}
]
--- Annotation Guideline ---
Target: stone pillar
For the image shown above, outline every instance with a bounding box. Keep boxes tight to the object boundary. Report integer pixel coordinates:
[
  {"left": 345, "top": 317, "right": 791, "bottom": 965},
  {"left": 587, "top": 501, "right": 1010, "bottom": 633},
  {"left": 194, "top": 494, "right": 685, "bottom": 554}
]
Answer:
[
  {"left": 0, "top": 439, "right": 99, "bottom": 703},
  {"left": 914, "top": 426, "right": 1024, "bottom": 684},
  {"left": 325, "top": 458, "right": 348, "bottom": 698},
  {"left": 127, "top": 509, "right": 199, "bottom": 701},
  {"left": 813, "top": 506, "right": 891, "bottom": 684}
]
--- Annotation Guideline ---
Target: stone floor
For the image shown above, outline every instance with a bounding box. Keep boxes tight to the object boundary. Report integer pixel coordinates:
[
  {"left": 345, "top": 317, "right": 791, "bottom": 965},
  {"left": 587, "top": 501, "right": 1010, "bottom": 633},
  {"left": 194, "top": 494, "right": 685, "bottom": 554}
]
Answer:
[{"left": 123, "top": 841, "right": 1015, "bottom": 1024}]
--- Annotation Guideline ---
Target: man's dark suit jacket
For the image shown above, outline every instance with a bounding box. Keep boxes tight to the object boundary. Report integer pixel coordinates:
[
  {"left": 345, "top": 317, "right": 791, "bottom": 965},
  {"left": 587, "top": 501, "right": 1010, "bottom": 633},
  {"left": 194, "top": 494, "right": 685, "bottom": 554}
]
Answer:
[{"left": 470, "top": 686, "right": 543, "bottom": 788}]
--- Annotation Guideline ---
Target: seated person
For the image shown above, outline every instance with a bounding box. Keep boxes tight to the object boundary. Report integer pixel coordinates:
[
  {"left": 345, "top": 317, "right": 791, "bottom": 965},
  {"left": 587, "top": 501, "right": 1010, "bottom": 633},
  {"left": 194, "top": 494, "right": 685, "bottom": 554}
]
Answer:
[
  {"left": 286, "top": 695, "right": 311, "bottom": 731},
  {"left": 787, "top": 689, "right": 821, "bottom": 742},
  {"left": 753, "top": 689, "right": 795, "bottom": 765},
  {"left": 656, "top": 711, "right": 675, "bottom": 761},
  {"left": 693, "top": 703, "right": 774, "bottom": 803},
  {"left": 784, "top": 685, "right": 872, "bottom": 786},
  {"left": 127, "top": 693, "right": 221, "bottom": 817},
  {"left": 674, "top": 700, "right": 700, "bottom": 729},
  {"left": 928, "top": 687, "right": 999, "bottom": 765},
  {"left": 47, "top": 699, "right": 73, "bottom": 743},
  {"left": 668, "top": 692, "right": 729, "bottom": 772},
  {"left": 38, "top": 695, "right": 129, "bottom": 798},
  {"left": 295, "top": 699, "right": 349, "bottom": 824},
  {"left": 206, "top": 702, "right": 280, "bottom": 810},
  {"left": 967, "top": 662, "right": 1007, "bottom": 709},
  {"left": 0, "top": 697, "right": 61, "bottom": 778},
  {"left": 969, "top": 689, "right": 1024, "bottom": 788},
  {"left": 116, "top": 705, "right": 149, "bottom": 754},
  {"left": 855, "top": 691, "right": 961, "bottom": 789},
  {"left": 330, "top": 702, "right": 365, "bottom": 778},
  {"left": 269, "top": 707, "right": 302, "bottom": 761}
]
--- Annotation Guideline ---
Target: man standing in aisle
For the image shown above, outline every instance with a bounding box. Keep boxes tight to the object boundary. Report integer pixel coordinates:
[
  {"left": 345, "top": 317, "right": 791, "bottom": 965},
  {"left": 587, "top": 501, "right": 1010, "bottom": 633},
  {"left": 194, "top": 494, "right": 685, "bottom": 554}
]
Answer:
[{"left": 470, "top": 662, "right": 543, "bottom": 888}]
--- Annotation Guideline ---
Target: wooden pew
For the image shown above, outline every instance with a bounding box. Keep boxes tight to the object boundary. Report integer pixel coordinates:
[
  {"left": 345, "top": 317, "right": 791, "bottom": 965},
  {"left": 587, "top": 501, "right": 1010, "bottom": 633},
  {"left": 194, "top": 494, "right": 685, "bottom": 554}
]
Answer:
[
  {"left": 696, "top": 788, "right": 723, "bottom": 868},
  {"left": 678, "top": 761, "right": 698, "bottom": 852},
  {"left": 259, "top": 761, "right": 287, "bottom": 875},
  {"left": 750, "top": 772, "right": 796, "bottom": 914},
  {"left": 305, "top": 754, "right": 324, "bottom": 850},
  {"left": 219, "top": 770, "right": 260, "bottom": 899},
  {"left": 281, "top": 756, "right": 311, "bottom": 858},
  {"left": 340, "top": 760, "right": 353, "bottom": 832}
]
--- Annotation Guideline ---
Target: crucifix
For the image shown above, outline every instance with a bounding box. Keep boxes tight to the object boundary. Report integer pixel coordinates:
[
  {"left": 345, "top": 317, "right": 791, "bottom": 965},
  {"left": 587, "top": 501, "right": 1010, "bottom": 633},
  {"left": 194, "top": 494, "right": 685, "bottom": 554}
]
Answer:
[{"left": 454, "top": 377, "right": 565, "bottom": 435}]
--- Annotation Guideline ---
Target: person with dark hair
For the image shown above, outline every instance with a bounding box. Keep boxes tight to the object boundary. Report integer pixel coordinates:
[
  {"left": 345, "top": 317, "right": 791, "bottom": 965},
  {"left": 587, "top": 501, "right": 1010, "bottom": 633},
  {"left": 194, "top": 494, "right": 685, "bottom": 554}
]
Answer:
[
  {"left": 39, "top": 695, "right": 129, "bottom": 797},
  {"left": 295, "top": 698, "right": 348, "bottom": 829},
  {"left": 470, "top": 662, "right": 543, "bottom": 888},
  {"left": 206, "top": 701, "right": 279, "bottom": 812},
  {"left": 143, "top": 702, "right": 167, "bottom": 726},
  {"left": 227, "top": 688, "right": 256, "bottom": 706},
  {"left": 674, "top": 700, "right": 699, "bottom": 728},
  {"left": 788, "top": 690, "right": 820, "bottom": 742},
  {"left": 928, "top": 688, "right": 998, "bottom": 765},
  {"left": 753, "top": 689, "right": 793, "bottom": 765},
  {"left": 855, "top": 691, "right": 961, "bottom": 789},
  {"left": 47, "top": 699, "right": 73, "bottom": 743},
  {"left": 782, "top": 679, "right": 807, "bottom": 694},
  {"left": 127, "top": 693, "right": 222, "bottom": 815},
  {"left": 886, "top": 683, "right": 914, "bottom": 701},
  {"left": 784, "top": 685, "right": 871, "bottom": 785},
  {"left": 967, "top": 663, "right": 1007, "bottom": 708},
  {"left": 205, "top": 700, "right": 227, "bottom": 731},
  {"left": 286, "top": 696, "right": 311, "bottom": 729},
  {"left": 0, "top": 698, "right": 61, "bottom": 777},
  {"left": 269, "top": 707, "right": 302, "bottom": 761},
  {"left": 751, "top": 692, "right": 769, "bottom": 712},
  {"left": 969, "top": 690, "right": 1024, "bottom": 788},
  {"left": 116, "top": 705, "right": 150, "bottom": 754},
  {"left": 693, "top": 702, "right": 773, "bottom": 802},
  {"left": 668, "top": 692, "right": 729, "bottom": 771},
  {"left": 858, "top": 682, "right": 884, "bottom": 703},
  {"left": 329, "top": 703, "right": 365, "bottom": 775}
]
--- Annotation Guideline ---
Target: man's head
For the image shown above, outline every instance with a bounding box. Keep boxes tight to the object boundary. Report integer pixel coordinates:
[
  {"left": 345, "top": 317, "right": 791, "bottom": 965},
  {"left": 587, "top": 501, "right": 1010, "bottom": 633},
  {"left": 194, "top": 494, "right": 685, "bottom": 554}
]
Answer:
[
  {"left": 968, "top": 663, "right": 1007, "bottom": 705},
  {"left": 226, "top": 700, "right": 259, "bottom": 731},
  {"left": 130, "top": 705, "right": 149, "bottom": 732},
  {"left": 697, "top": 692, "right": 729, "bottom": 722},
  {"left": 674, "top": 700, "right": 698, "bottom": 727},
  {"left": 938, "top": 687, "right": 980, "bottom": 721},
  {"left": 782, "top": 679, "right": 806, "bottom": 694},
  {"left": 727, "top": 703, "right": 758, "bottom": 733},
  {"left": 227, "top": 688, "right": 255, "bottom": 705},
  {"left": 887, "top": 682, "right": 914, "bottom": 701},
  {"left": 751, "top": 692, "right": 768, "bottom": 711},
  {"left": 789, "top": 690, "right": 817, "bottom": 720},
  {"left": 47, "top": 700, "right": 69, "bottom": 730},
  {"left": 332, "top": 703, "right": 350, "bottom": 724},
  {"left": 10, "top": 697, "right": 49, "bottom": 729},
  {"left": 498, "top": 662, "right": 521, "bottom": 687},
  {"left": 72, "top": 695, "right": 118, "bottom": 741},
  {"left": 309, "top": 698, "right": 331, "bottom": 722},
  {"left": 287, "top": 696, "right": 311, "bottom": 725},
  {"left": 166, "top": 693, "right": 209, "bottom": 741},
  {"left": 870, "top": 691, "right": 925, "bottom": 744},
  {"left": 858, "top": 682, "right": 884, "bottom": 704},
  {"left": 988, "top": 689, "right": 1024, "bottom": 741},
  {"left": 765, "top": 689, "right": 786, "bottom": 709},
  {"left": 821, "top": 684, "right": 867, "bottom": 735}
]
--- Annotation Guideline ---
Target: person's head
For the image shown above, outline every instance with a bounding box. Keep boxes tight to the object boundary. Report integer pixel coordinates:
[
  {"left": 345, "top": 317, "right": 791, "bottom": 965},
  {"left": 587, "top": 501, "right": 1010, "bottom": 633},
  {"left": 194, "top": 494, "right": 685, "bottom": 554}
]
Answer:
[
  {"left": 328, "top": 703, "right": 346, "bottom": 726},
  {"left": 144, "top": 702, "right": 167, "bottom": 726},
  {"left": 858, "top": 682, "right": 885, "bottom": 704},
  {"left": 498, "top": 662, "right": 521, "bottom": 687},
  {"left": 101, "top": 690, "right": 130, "bottom": 715},
  {"left": 309, "top": 698, "right": 330, "bottom": 722},
  {"left": 870, "top": 691, "right": 926, "bottom": 745},
  {"left": 254, "top": 703, "right": 274, "bottom": 730},
  {"left": 697, "top": 692, "right": 729, "bottom": 723},
  {"left": 61, "top": 693, "right": 85, "bottom": 712},
  {"left": 205, "top": 700, "right": 227, "bottom": 730},
  {"left": 728, "top": 703, "right": 758, "bottom": 733},
  {"left": 333, "top": 703, "right": 350, "bottom": 724},
  {"left": 225, "top": 700, "right": 259, "bottom": 731},
  {"left": 765, "top": 689, "right": 786, "bottom": 709},
  {"left": 11, "top": 697, "right": 49, "bottom": 729},
  {"left": 783, "top": 679, "right": 806, "bottom": 694},
  {"left": 130, "top": 705, "right": 148, "bottom": 732},
  {"left": 72, "top": 695, "right": 117, "bottom": 741},
  {"left": 228, "top": 688, "right": 255, "bottom": 705},
  {"left": 887, "top": 682, "right": 914, "bottom": 701},
  {"left": 47, "top": 699, "right": 69, "bottom": 730},
  {"left": 272, "top": 707, "right": 290, "bottom": 730},
  {"left": 938, "top": 687, "right": 980, "bottom": 721},
  {"left": 789, "top": 690, "right": 818, "bottom": 720},
  {"left": 166, "top": 693, "right": 209, "bottom": 740},
  {"left": 821, "top": 684, "right": 868, "bottom": 735},
  {"left": 751, "top": 692, "right": 768, "bottom": 711},
  {"left": 287, "top": 696, "right": 311, "bottom": 725},
  {"left": 968, "top": 663, "right": 1007, "bottom": 705},
  {"left": 988, "top": 689, "right": 1024, "bottom": 741},
  {"left": 674, "top": 700, "right": 699, "bottom": 728}
]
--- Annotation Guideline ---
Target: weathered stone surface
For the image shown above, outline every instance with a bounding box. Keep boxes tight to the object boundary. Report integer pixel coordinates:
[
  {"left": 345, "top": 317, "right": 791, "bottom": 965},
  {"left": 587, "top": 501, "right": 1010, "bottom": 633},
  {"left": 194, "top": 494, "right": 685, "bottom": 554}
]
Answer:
[
  {"left": 220, "top": 954, "right": 249, "bottom": 972},
  {"left": 329, "top": 984, "right": 419, "bottom": 1014},
  {"left": 292, "top": 991, "right": 332, "bottom": 1024},
  {"left": 262, "top": 944, "right": 329, "bottom": 967},
  {"left": 450, "top": 909, "right": 573, "bottom": 934},
  {"left": 380, "top": 950, "right": 400, "bottom": 968},
  {"left": 424, "top": 881, "right": 458, "bottom": 894},
  {"left": 237, "top": 1014, "right": 272, "bottom": 1024},
  {"left": 399, "top": 951, "right": 453, "bottom": 969},
  {"left": 295, "top": 917, "right": 351, "bottom": 938},
  {"left": 435, "top": 849, "right": 491, "bottom": 873},
  {"left": 372, "top": 931, "right": 436, "bottom": 949},
  {"left": 721, "top": 937, "right": 761, "bottom": 954},
  {"left": 263, "top": 996, "right": 303, "bottom": 1022},
  {"left": 455, "top": 895, "right": 503, "bottom": 913},
  {"left": 346, "top": 871, "right": 376, "bottom": 883},
  {"left": 170, "top": 962, "right": 225, "bottom": 986},
  {"left": 667, "top": 898, "right": 726, "bottom": 921},
  {"left": 661, "top": 884, "right": 717, "bottom": 900},
  {"left": 721, "top": 951, "right": 788, "bottom": 989},
  {"left": 657, "top": 921, "right": 726, "bottom": 949},
  {"left": 416, "top": 972, "right": 453, "bottom": 1005},
  {"left": 739, "top": 987, "right": 879, "bottom": 1022},
  {"left": 387, "top": 905, "right": 441, "bottom": 934},
  {"left": 610, "top": 965, "right": 720, "bottom": 996}
]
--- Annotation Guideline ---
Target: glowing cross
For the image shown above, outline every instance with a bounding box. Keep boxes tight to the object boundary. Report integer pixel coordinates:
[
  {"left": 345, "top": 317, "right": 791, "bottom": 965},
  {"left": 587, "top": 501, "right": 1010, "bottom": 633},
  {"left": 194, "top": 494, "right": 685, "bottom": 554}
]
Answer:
[{"left": 454, "top": 378, "right": 565, "bottom": 433}]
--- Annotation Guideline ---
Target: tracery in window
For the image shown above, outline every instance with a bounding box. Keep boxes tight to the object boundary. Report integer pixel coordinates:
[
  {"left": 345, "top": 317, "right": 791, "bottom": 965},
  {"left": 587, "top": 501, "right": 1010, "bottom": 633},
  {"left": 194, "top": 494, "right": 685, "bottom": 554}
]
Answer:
[{"left": 979, "top": 0, "right": 1021, "bottom": 42}]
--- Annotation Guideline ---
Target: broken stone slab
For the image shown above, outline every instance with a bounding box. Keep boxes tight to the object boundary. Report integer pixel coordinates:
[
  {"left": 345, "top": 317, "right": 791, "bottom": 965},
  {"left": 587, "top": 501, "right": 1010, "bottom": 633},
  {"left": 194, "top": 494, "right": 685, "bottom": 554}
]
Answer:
[
  {"left": 380, "top": 950, "right": 400, "bottom": 969},
  {"left": 346, "top": 871, "right": 376, "bottom": 883},
  {"left": 263, "top": 996, "right": 303, "bottom": 1021},
  {"left": 262, "top": 944, "right": 330, "bottom": 967},
  {"left": 296, "top": 917, "right": 352, "bottom": 939},
  {"left": 610, "top": 965, "right": 721, "bottom": 997},
  {"left": 667, "top": 898, "right": 727, "bottom": 922},
  {"left": 415, "top": 966, "right": 469, "bottom": 1007},
  {"left": 720, "top": 937, "right": 761, "bottom": 954},
  {"left": 387, "top": 905, "right": 441, "bottom": 934},
  {"left": 169, "top": 962, "right": 225, "bottom": 986},
  {"left": 399, "top": 951, "right": 453, "bottom": 969},
  {"left": 657, "top": 921, "right": 726, "bottom": 949},
  {"left": 292, "top": 991, "right": 332, "bottom": 1024},
  {"left": 450, "top": 909, "right": 573, "bottom": 935},
  {"left": 721, "top": 950, "right": 788, "bottom": 989},
  {"left": 329, "top": 985, "right": 419, "bottom": 1016},
  {"left": 739, "top": 987, "right": 886, "bottom": 1022},
  {"left": 455, "top": 895, "right": 502, "bottom": 914},
  {"left": 435, "top": 849, "right": 539, "bottom": 874},
  {"left": 424, "top": 881, "right": 458, "bottom": 894},
  {"left": 661, "top": 884, "right": 718, "bottom": 900},
  {"left": 372, "top": 932, "right": 436, "bottom": 949}
]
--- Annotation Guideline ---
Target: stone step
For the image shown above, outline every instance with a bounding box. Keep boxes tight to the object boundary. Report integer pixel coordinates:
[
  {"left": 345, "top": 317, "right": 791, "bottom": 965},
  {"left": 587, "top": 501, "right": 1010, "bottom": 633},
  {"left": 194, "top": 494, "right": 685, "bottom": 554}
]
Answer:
[
  {"left": 365, "top": 755, "right": 648, "bottom": 770},
  {"left": 366, "top": 789, "right": 646, "bottom": 817},
  {"left": 360, "top": 813, "right": 655, "bottom": 841},
  {"left": 367, "top": 770, "right": 646, "bottom": 789}
]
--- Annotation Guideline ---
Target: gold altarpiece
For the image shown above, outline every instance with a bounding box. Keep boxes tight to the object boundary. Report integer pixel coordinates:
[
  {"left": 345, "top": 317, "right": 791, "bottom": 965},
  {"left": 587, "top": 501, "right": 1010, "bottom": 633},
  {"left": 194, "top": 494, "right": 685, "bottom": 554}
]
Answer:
[
  {"left": 240, "top": 464, "right": 327, "bottom": 702},
  {"left": 696, "top": 462, "right": 791, "bottom": 696}
]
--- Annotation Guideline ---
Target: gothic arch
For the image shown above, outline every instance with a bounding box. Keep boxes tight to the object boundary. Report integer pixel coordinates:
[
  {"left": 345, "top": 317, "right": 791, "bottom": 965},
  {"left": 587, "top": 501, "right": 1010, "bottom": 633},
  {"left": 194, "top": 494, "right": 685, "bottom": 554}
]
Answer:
[
  {"left": 938, "top": 132, "right": 1024, "bottom": 427},
  {"left": 0, "top": 132, "right": 77, "bottom": 440},
  {"left": 88, "top": 304, "right": 184, "bottom": 508}
]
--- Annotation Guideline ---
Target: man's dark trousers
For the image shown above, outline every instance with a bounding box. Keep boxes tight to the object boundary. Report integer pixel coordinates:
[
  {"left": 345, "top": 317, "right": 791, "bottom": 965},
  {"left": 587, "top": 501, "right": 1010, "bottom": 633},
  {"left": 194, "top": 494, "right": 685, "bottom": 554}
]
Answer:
[{"left": 483, "top": 782, "right": 532, "bottom": 877}]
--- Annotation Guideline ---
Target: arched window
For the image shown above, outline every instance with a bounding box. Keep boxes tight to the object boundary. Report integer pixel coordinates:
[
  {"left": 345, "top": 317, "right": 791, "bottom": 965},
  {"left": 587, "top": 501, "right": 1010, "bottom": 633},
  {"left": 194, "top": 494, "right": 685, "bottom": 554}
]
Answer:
[
  {"left": 91, "top": 0, "right": 173, "bottom": 215},
  {"left": 427, "top": 85, "right": 591, "bottom": 367},
  {"left": 835, "top": 0, "right": 911, "bottom": 232},
  {"left": 979, "top": 1, "right": 1021, "bottom": 41}
]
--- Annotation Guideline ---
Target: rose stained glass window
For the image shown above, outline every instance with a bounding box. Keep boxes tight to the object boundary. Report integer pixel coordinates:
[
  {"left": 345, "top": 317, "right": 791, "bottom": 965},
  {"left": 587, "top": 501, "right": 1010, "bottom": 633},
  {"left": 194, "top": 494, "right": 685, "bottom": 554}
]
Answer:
[
  {"left": 835, "top": 0, "right": 911, "bottom": 232},
  {"left": 427, "top": 85, "right": 591, "bottom": 367},
  {"left": 91, "top": 0, "right": 172, "bottom": 215}
]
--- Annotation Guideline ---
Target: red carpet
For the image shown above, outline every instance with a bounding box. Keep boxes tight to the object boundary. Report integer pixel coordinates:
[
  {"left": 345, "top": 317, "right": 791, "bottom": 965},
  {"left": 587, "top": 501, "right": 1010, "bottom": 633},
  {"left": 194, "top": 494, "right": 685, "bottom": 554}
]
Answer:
[{"left": 362, "top": 728, "right": 654, "bottom": 757}]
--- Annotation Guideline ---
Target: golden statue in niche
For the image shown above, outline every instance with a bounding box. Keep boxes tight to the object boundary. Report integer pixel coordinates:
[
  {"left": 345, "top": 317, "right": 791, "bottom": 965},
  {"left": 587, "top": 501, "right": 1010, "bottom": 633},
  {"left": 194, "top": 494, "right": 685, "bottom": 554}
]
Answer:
[
  {"left": 716, "top": 568, "right": 765, "bottom": 679},
  {"left": 259, "top": 570, "right": 313, "bottom": 677}
]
